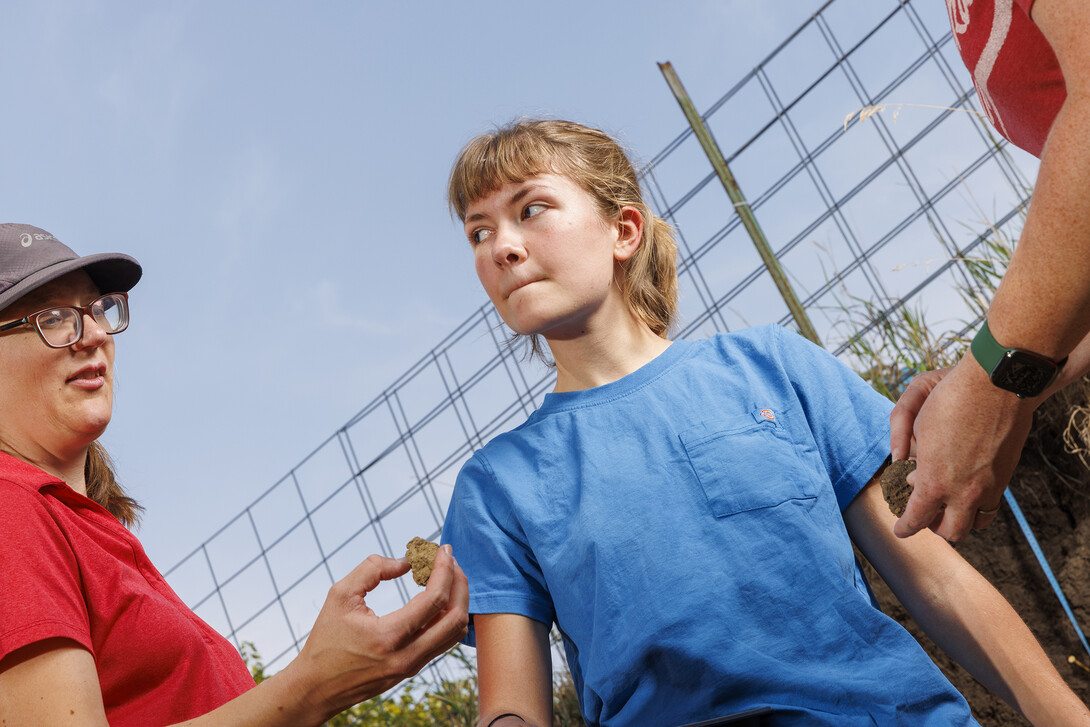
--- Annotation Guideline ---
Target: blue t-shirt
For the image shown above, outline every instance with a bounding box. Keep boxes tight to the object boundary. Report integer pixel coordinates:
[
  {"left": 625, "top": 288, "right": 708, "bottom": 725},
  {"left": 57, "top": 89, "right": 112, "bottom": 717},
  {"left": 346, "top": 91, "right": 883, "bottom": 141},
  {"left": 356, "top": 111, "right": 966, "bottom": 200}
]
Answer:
[{"left": 442, "top": 326, "right": 978, "bottom": 726}]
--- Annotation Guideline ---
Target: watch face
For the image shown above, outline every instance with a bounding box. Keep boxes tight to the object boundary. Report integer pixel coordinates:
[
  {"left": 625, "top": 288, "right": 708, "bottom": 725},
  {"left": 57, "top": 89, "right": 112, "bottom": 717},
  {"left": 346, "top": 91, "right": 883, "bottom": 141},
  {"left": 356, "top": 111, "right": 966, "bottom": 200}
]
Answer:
[{"left": 992, "top": 351, "right": 1058, "bottom": 397}]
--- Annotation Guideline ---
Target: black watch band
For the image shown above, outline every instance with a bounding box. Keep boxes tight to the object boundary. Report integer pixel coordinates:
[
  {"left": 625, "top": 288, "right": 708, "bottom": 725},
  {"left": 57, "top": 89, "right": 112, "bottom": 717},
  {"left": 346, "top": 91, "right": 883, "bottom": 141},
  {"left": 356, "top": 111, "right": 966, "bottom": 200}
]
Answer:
[{"left": 970, "top": 319, "right": 1067, "bottom": 399}]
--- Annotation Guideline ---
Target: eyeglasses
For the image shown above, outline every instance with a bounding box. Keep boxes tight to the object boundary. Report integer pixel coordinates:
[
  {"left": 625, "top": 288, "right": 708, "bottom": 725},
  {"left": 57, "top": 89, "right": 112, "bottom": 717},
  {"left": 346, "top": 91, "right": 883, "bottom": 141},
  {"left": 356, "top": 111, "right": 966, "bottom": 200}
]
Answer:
[{"left": 0, "top": 292, "right": 130, "bottom": 348}]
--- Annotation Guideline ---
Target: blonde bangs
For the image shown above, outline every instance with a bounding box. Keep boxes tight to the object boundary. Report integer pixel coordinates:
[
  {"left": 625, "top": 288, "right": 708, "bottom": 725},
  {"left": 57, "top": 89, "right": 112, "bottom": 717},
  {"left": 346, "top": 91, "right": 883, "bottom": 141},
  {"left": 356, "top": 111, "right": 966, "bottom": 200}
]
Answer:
[{"left": 447, "top": 124, "right": 579, "bottom": 221}]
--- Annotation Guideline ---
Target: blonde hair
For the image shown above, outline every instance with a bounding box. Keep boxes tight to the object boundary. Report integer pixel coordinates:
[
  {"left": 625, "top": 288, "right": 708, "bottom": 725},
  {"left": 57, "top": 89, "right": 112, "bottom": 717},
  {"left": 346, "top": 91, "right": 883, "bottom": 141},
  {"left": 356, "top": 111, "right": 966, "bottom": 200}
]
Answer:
[{"left": 448, "top": 119, "right": 678, "bottom": 354}]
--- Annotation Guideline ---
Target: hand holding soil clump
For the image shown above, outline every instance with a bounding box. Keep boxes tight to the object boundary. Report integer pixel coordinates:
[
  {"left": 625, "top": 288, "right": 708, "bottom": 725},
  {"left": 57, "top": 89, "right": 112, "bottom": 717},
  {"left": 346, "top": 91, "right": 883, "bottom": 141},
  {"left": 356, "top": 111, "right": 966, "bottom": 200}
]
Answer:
[
  {"left": 880, "top": 459, "right": 916, "bottom": 517},
  {"left": 405, "top": 537, "right": 440, "bottom": 586}
]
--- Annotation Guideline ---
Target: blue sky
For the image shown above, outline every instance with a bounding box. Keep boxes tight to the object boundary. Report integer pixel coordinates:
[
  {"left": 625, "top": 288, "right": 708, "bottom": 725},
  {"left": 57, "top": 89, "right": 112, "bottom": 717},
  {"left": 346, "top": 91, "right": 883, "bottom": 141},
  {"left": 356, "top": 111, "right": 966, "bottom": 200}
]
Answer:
[{"left": 1, "top": 0, "right": 1022, "bottom": 576}]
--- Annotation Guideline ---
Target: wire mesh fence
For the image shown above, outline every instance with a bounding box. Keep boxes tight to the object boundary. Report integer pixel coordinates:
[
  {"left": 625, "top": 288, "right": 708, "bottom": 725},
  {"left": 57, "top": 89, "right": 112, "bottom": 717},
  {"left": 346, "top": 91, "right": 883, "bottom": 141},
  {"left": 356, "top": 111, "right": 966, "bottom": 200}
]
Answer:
[{"left": 164, "top": 0, "right": 1037, "bottom": 689}]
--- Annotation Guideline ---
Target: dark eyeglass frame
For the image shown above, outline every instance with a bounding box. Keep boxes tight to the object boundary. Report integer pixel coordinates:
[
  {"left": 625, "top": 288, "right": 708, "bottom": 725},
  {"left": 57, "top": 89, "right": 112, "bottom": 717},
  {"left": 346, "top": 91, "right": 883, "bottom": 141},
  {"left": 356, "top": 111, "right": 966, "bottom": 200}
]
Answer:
[{"left": 0, "top": 292, "right": 130, "bottom": 349}]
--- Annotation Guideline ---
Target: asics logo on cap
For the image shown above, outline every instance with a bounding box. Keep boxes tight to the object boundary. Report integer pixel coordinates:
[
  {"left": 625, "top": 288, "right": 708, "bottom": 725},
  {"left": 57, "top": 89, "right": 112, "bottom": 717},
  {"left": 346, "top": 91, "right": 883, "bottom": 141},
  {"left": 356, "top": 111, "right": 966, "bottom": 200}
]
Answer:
[{"left": 19, "top": 232, "right": 56, "bottom": 247}]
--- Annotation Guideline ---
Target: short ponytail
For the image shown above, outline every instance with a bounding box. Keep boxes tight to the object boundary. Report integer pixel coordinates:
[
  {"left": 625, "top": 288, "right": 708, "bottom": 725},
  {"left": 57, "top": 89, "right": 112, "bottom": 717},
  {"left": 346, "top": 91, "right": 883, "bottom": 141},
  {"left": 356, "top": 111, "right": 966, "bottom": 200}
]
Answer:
[{"left": 619, "top": 212, "right": 678, "bottom": 338}]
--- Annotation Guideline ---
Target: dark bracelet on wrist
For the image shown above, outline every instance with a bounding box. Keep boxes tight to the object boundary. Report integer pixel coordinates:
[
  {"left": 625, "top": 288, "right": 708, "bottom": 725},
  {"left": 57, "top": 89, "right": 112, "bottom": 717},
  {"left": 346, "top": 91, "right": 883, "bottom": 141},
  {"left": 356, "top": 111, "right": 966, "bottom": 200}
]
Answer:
[{"left": 487, "top": 714, "right": 525, "bottom": 727}]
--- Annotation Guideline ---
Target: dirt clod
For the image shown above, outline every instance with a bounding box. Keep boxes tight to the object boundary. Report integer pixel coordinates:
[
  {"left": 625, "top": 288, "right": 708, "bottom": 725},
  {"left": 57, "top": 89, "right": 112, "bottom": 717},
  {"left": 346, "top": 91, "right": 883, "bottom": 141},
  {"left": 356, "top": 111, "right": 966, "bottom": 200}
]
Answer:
[
  {"left": 406, "top": 537, "right": 439, "bottom": 586},
  {"left": 880, "top": 459, "right": 915, "bottom": 517}
]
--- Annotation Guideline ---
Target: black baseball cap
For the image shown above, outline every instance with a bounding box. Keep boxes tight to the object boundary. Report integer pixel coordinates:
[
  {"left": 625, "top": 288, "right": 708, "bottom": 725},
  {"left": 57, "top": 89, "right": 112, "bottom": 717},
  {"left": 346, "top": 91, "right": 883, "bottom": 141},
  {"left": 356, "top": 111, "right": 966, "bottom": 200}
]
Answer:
[{"left": 0, "top": 223, "right": 142, "bottom": 312}]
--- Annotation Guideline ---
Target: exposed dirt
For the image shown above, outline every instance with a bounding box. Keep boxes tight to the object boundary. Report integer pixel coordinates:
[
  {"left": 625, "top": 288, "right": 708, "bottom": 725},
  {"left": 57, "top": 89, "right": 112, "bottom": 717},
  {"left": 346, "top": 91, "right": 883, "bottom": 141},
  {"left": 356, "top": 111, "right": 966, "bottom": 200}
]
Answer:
[{"left": 861, "top": 380, "right": 1090, "bottom": 725}]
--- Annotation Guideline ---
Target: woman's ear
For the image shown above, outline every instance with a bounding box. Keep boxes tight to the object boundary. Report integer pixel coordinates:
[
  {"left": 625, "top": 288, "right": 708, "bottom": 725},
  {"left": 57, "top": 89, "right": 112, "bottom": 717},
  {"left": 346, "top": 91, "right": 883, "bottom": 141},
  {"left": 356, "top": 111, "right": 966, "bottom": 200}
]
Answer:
[{"left": 613, "top": 206, "right": 644, "bottom": 262}]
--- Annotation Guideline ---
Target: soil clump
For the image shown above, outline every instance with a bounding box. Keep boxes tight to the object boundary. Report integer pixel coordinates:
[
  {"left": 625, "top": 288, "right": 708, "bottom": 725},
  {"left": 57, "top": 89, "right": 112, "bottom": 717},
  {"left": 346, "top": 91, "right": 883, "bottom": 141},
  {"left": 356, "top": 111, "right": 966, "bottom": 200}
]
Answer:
[
  {"left": 406, "top": 537, "right": 440, "bottom": 587},
  {"left": 880, "top": 458, "right": 915, "bottom": 517}
]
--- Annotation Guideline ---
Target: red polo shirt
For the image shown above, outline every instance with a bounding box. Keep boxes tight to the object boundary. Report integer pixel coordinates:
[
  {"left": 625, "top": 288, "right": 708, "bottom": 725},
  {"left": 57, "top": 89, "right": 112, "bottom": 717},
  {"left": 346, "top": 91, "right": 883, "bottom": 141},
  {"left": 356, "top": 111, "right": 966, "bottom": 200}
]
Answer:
[
  {"left": 0, "top": 453, "right": 255, "bottom": 726},
  {"left": 946, "top": 0, "right": 1065, "bottom": 158}
]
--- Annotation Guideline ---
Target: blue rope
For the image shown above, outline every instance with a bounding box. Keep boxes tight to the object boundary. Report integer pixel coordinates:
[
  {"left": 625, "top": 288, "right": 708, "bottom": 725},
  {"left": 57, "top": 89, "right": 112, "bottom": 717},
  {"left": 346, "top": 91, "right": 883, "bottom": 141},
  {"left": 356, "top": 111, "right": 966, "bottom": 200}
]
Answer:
[{"left": 1003, "top": 489, "right": 1090, "bottom": 659}]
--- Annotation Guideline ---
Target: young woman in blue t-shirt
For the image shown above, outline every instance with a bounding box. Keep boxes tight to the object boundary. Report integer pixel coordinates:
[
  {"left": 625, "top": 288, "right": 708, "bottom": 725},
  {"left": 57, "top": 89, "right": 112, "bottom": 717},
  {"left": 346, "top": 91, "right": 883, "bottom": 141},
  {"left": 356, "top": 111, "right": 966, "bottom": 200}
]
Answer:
[{"left": 440, "top": 119, "right": 1090, "bottom": 727}]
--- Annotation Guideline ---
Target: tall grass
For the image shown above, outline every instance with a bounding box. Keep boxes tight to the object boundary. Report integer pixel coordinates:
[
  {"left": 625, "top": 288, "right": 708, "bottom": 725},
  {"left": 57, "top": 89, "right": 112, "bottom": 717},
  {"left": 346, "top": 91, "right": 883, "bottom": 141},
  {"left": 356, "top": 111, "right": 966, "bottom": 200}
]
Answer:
[{"left": 836, "top": 225, "right": 1014, "bottom": 402}]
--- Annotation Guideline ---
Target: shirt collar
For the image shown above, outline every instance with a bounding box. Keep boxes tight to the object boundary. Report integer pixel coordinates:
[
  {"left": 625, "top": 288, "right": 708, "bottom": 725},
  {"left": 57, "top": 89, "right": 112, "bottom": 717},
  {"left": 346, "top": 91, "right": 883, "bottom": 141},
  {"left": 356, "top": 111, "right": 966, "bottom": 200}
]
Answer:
[{"left": 0, "top": 450, "right": 73, "bottom": 493}]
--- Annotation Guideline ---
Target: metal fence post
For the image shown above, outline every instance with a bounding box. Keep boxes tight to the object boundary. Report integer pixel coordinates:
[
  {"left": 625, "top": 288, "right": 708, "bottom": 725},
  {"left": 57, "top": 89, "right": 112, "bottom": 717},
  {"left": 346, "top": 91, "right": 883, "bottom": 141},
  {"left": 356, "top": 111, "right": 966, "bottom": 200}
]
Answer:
[{"left": 659, "top": 61, "right": 822, "bottom": 347}]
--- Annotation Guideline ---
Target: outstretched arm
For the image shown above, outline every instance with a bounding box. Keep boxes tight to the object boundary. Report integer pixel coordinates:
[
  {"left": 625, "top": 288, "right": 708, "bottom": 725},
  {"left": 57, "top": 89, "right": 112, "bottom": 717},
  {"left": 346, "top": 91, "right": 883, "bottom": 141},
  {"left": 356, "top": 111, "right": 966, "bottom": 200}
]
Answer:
[
  {"left": 474, "top": 613, "right": 552, "bottom": 727},
  {"left": 894, "top": 0, "right": 1090, "bottom": 541},
  {"left": 0, "top": 550, "right": 469, "bottom": 727},
  {"left": 845, "top": 478, "right": 1090, "bottom": 725}
]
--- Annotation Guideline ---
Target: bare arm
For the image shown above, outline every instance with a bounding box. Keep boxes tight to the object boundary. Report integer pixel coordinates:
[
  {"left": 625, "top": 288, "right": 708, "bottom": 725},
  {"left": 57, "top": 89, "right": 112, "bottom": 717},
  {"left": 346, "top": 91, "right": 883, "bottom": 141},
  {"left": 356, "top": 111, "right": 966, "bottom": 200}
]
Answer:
[
  {"left": 894, "top": 0, "right": 1090, "bottom": 541},
  {"left": 845, "top": 478, "right": 1090, "bottom": 725},
  {"left": 474, "top": 613, "right": 552, "bottom": 727},
  {"left": 989, "top": 0, "right": 1090, "bottom": 360},
  {"left": 0, "top": 550, "right": 469, "bottom": 727}
]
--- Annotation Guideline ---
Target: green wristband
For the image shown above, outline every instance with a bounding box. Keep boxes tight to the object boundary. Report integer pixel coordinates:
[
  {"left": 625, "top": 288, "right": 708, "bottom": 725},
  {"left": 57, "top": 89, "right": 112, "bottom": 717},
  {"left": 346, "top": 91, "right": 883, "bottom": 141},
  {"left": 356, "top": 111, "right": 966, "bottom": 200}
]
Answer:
[
  {"left": 969, "top": 319, "right": 1008, "bottom": 376},
  {"left": 969, "top": 319, "right": 1066, "bottom": 398}
]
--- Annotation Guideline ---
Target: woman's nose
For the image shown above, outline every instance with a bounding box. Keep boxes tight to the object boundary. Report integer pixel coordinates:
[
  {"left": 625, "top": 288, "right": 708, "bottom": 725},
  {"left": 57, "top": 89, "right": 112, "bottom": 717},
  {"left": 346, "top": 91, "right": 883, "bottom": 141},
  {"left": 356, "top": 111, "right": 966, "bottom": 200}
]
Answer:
[{"left": 71, "top": 312, "right": 108, "bottom": 350}]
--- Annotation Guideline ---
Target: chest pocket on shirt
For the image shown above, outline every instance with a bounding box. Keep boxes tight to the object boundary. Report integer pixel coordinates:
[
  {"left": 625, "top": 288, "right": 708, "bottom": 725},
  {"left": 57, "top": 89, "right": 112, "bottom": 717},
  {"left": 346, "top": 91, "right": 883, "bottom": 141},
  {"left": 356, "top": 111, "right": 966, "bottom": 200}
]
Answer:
[{"left": 679, "top": 410, "right": 818, "bottom": 518}]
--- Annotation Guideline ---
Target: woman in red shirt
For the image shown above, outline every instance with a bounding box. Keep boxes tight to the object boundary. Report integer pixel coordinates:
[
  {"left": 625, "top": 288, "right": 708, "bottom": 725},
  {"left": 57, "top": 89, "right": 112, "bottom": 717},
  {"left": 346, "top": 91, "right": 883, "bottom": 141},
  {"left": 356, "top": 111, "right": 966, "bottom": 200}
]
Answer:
[{"left": 0, "top": 222, "right": 469, "bottom": 727}]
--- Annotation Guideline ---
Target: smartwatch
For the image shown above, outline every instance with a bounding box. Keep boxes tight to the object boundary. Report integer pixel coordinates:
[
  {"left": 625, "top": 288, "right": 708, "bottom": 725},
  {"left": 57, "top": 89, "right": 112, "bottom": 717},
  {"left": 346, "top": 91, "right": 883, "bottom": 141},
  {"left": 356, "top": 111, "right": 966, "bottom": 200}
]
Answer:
[{"left": 970, "top": 319, "right": 1067, "bottom": 399}]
